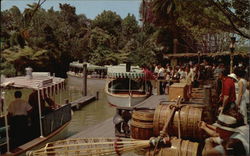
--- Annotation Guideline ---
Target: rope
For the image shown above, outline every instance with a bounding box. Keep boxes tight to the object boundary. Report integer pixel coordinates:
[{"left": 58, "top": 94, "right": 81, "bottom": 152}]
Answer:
[{"left": 152, "top": 96, "right": 183, "bottom": 156}]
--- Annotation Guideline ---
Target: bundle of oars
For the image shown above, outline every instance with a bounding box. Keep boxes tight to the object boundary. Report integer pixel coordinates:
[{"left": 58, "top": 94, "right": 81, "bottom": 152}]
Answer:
[{"left": 27, "top": 137, "right": 170, "bottom": 156}]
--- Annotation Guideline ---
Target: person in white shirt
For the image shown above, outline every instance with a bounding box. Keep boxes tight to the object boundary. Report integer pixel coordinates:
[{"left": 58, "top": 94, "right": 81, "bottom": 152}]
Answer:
[
  {"left": 185, "top": 66, "right": 194, "bottom": 98},
  {"left": 235, "top": 68, "right": 248, "bottom": 124},
  {"left": 158, "top": 65, "right": 166, "bottom": 94},
  {"left": 8, "top": 91, "right": 32, "bottom": 148}
]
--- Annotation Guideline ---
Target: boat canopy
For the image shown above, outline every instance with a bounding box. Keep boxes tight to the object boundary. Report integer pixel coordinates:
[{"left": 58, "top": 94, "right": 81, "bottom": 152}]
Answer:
[
  {"left": 0, "top": 74, "right": 65, "bottom": 99},
  {"left": 107, "top": 72, "right": 144, "bottom": 79},
  {"left": 69, "top": 61, "right": 107, "bottom": 71}
]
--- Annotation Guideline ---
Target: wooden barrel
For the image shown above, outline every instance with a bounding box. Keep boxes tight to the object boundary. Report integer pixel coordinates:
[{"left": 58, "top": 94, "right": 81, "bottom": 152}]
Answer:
[
  {"left": 130, "top": 109, "right": 154, "bottom": 140},
  {"left": 145, "top": 138, "right": 200, "bottom": 156},
  {"left": 153, "top": 104, "right": 203, "bottom": 140}
]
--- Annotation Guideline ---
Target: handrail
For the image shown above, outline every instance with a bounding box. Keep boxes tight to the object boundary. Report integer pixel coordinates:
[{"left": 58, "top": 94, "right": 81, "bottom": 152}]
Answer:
[{"left": 108, "top": 88, "right": 145, "bottom": 92}]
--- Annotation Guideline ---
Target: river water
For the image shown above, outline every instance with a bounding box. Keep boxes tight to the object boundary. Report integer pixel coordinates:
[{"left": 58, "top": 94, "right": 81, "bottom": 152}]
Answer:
[{"left": 65, "top": 78, "right": 116, "bottom": 137}]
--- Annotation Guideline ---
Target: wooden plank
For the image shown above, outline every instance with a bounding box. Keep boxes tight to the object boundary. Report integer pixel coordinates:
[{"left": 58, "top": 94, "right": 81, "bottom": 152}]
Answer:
[
  {"left": 134, "top": 95, "right": 168, "bottom": 109},
  {"left": 70, "top": 118, "right": 115, "bottom": 138},
  {"left": 70, "top": 95, "right": 96, "bottom": 109}
]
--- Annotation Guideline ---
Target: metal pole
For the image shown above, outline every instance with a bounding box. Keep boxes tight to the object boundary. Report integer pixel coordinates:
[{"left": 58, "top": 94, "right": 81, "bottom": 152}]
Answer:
[
  {"left": 2, "top": 91, "right": 11, "bottom": 154},
  {"left": 230, "top": 52, "right": 233, "bottom": 73},
  {"left": 82, "top": 64, "right": 87, "bottom": 96},
  {"left": 37, "top": 89, "right": 44, "bottom": 137},
  {"left": 128, "top": 77, "right": 131, "bottom": 107}
]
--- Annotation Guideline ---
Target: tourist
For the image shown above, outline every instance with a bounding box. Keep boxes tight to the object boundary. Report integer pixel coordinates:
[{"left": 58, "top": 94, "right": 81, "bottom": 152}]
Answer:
[
  {"left": 192, "top": 64, "right": 200, "bottom": 88},
  {"left": 154, "top": 64, "right": 160, "bottom": 76},
  {"left": 157, "top": 65, "right": 166, "bottom": 94},
  {"left": 172, "top": 67, "right": 180, "bottom": 81},
  {"left": 235, "top": 68, "right": 248, "bottom": 124},
  {"left": 142, "top": 65, "right": 155, "bottom": 94},
  {"left": 165, "top": 71, "right": 171, "bottom": 94},
  {"left": 184, "top": 65, "right": 193, "bottom": 98},
  {"left": 199, "top": 111, "right": 249, "bottom": 156},
  {"left": 218, "top": 69, "right": 237, "bottom": 113},
  {"left": 214, "top": 63, "right": 225, "bottom": 98},
  {"left": 8, "top": 91, "right": 32, "bottom": 148},
  {"left": 178, "top": 66, "right": 186, "bottom": 81}
]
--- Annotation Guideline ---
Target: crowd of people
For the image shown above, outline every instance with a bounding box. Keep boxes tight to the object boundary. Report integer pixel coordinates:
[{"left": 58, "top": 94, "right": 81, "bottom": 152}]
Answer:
[
  {"left": 143, "top": 60, "right": 249, "bottom": 97},
  {"left": 143, "top": 60, "right": 249, "bottom": 156}
]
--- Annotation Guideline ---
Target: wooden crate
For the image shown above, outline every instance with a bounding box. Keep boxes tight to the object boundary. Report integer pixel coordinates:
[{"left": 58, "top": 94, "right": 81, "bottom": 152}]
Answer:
[{"left": 169, "top": 83, "right": 189, "bottom": 101}]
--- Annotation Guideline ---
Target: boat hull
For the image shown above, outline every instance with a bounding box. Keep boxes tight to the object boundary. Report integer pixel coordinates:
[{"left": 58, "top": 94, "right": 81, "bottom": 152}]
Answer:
[
  {"left": 106, "top": 93, "right": 148, "bottom": 107},
  {"left": 105, "top": 80, "right": 149, "bottom": 107},
  {"left": 1, "top": 104, "right": 71, "bottom": 156}
]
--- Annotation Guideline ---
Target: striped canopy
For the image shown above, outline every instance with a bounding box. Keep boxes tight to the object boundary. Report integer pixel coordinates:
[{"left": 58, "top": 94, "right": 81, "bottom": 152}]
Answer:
[
  {"left": 107, "top": 72, "right": 144, "bottom": 79},
  {"left": 0, "top": 75, "right": 65, "bottom": 99},
  {"left": 69, "top": 62, "right": 107, "bottom": 71}
]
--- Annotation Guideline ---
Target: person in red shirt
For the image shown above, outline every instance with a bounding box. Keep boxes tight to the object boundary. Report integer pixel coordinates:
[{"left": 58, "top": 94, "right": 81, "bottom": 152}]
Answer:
[
  {"left": 142, "top": 65, "right": 156, "bottom": 95},
  {"left": 219, "top": 70, "right": 237, "bottom": 113}
]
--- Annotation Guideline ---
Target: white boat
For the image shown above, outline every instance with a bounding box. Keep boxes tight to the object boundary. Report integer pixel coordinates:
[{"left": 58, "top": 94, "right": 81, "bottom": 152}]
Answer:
[
  {"left": 0, "top": 72, "right": 71, "bottom": 156},
  {"left": 67, "top": 61, "right": 107, "bottom": 80},
  {"left": 105, "top": 64, "right": 150, "bottom": 107}
]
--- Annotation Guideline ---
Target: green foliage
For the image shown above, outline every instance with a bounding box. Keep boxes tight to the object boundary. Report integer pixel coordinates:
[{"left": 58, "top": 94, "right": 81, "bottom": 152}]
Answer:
[
  {"left": 121, "top": 14, "right": 139, "bottom": 39},
  {"left": 2, "top": 46, "right": 50, "bottom": 74},
  {"left": 0, "top": 61, "right": 16, "bottom": 77},
  {"left": 92, "top": 10, "right": 122, "bottom": 36},
  {"left": 1, "top": 1, "right": 248, "bottom": 78}
]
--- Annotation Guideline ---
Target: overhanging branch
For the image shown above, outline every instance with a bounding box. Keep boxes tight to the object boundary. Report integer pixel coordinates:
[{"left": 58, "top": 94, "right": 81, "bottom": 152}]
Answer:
[{"left": 208, "top": 0, "right": 250, "bottom": 39}]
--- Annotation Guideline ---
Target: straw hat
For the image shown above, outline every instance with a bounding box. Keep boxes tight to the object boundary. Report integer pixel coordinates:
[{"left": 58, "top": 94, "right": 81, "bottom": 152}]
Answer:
[
  {"left": 228, "top": 73, "right": 238, "bottom": 82},
  {"left": 213, "top": 114, "right": 239, "bottom": 132}
]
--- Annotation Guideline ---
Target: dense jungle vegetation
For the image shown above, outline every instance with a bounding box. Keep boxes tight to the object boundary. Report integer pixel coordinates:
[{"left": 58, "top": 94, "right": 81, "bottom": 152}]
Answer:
[{"left": 1, "top": 0, "right": 249, "bottom": 77}]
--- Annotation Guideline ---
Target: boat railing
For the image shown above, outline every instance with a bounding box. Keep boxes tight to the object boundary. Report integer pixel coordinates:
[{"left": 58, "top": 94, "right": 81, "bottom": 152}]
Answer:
[
  {"left": 108, "top": 88, "right": 146, "bottom": 94},
  {"left": 41, "top": 103, "right": 71, "bottom": 136}
]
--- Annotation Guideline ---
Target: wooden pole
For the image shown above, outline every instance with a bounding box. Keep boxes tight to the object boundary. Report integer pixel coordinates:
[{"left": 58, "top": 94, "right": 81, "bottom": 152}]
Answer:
[
  {"left": 82, "top": 64, "right": 87, "bottom": 96},
  {"left": 204, "top": 85, "right": 211, "bottom": 105},
  {"left": 173, "top": 39, "right": 178, "bottom": 54}
]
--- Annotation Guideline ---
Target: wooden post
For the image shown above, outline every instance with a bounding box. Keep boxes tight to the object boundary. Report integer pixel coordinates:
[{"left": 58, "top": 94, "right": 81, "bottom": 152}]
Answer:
[
  {"left": 173, "top": 39, "right": 178, "bottom": 54},
  {"left": 82, "top": 64, "right": 87, "bottom": 96},
  {"left": 96, "top": 91, "right": 99, "bottom": 100},
  {"left": 157, "top": 80, "right": 160, "bottom": 95},
  {"left": 204, "top": 85, "right": 211, "bottom": 105}
]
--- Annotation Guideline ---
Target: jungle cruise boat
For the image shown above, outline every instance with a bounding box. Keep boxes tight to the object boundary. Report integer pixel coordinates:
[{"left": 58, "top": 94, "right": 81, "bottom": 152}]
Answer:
[
  {"left": 105, "top": 64, "right": 151, "bottom": 107},
  {"left": 0, "top": 71, "right": 71, "bottom": 156},
  {"left": 67, "top": 61, "right": 107, "bottom": 80}
]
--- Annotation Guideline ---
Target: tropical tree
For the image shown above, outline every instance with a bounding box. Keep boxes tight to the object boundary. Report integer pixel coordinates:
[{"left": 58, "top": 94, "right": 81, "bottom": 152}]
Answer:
[
  {"left": 92, "top": 10, "right": 122, "bottom": 36},
  {"left": 121, "top": 14, "right": 139, "bottom": 40},
  {"left": 141, "top": 0, "right": 249, "bottom": 53}
]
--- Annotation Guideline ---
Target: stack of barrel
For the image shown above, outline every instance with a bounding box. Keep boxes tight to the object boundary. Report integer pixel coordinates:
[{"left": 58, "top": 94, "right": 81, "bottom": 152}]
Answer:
[{"left": 130, "top": 102, "right": 206, "bottom": 156}]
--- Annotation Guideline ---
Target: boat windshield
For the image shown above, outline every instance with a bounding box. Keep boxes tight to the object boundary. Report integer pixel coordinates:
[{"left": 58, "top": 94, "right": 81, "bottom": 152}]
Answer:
[{"left": 108, "top": 78, "right": 145, "bottom": 93}]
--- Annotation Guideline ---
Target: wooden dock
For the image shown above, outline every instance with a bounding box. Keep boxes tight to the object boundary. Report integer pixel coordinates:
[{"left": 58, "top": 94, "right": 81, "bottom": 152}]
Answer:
[
  {"left": 70, "top": 95, "right": 167, "bottom": 138},
  {"left": 70, "top": 95, "right": 96, "bottom": 110}
]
